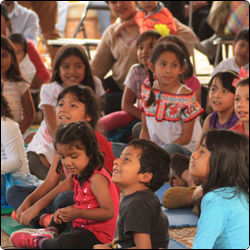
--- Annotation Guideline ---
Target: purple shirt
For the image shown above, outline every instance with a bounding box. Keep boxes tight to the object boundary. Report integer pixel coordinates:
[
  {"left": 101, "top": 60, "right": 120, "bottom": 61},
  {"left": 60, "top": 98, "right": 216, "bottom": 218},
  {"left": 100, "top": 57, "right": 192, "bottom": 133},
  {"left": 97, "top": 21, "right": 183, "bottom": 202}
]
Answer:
[{"left": 209, "top": 111, "right": 239, "bottom": 129}]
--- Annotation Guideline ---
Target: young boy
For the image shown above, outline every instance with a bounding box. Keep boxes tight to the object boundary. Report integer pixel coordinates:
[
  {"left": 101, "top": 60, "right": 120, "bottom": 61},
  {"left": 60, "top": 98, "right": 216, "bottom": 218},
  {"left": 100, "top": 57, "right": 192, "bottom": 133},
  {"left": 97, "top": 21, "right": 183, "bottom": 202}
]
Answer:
[
  {"left": 114, "top": 1, "right": 176, "bottom": 36},
  {"left": 231, "top": 77, "right": 249, "bottom": 138},
  {"left": 94, "top": 139, "right": 171, "bottom": 249},
  {"left": 211, "top": 28, "right": 249, "bottom": 76}
]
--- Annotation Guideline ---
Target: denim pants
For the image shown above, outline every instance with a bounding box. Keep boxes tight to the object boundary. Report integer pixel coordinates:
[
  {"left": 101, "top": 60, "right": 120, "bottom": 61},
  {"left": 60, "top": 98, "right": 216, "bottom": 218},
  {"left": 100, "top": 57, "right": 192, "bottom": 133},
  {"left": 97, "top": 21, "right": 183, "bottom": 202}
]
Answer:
[{"left": 6, "top": 184, "right": 74, "bottom": 228}]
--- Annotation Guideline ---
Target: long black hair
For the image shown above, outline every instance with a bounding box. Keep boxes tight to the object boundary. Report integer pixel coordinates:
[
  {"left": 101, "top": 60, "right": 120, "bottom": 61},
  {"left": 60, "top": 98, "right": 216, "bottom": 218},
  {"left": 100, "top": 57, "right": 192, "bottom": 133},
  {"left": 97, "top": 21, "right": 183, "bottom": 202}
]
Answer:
[
  {"left": 146, "top": 42, "right": 186, "bottom": 106},
  {"left": 55, "top": 121, "right": 104, "bottom": 186},
  {"left": 50, "top": 44, "right": 95, "bottom": 92},
  {"left": 196, "top": 129, "right": 249, "bottom": 215}
]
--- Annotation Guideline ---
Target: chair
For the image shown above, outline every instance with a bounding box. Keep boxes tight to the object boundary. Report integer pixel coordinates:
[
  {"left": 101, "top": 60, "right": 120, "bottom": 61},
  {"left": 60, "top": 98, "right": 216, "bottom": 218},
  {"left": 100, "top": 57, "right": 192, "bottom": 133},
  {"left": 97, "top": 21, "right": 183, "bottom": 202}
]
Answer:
[
  {"left": 47, "top": 1, "right": 110, "bottom": 59},
  {"left": 213, "top": 36, "right": 234, "bottom": 67}
]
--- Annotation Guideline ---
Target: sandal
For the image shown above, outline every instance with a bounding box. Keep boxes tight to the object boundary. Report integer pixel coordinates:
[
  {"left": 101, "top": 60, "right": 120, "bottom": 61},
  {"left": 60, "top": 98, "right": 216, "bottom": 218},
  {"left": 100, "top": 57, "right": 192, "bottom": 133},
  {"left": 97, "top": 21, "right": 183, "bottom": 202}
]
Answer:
[{"left": 162, "top": 186, "right": 197, "bottom": 209}]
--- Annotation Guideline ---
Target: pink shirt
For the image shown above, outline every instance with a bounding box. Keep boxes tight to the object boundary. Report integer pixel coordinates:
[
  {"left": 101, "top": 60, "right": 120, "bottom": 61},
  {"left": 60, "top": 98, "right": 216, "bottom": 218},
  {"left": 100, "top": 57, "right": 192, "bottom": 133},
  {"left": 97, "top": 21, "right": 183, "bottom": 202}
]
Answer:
[
  {"left": 184, "top": 75, "right": 201, "bottom": 92},
  {"left": 230, "top": 122, "right": 249, "bottom": 138},
  {"left": 72, "top": 167, "right": 119, "bottom": 244}
]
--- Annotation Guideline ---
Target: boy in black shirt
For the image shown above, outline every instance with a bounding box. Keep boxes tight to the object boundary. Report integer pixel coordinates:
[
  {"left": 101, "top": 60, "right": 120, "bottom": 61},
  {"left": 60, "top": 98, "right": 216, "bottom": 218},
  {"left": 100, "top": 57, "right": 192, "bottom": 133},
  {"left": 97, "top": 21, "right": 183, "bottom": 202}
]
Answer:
[{"left": 94, "top": 139, "right": 171, "bottom": 249}]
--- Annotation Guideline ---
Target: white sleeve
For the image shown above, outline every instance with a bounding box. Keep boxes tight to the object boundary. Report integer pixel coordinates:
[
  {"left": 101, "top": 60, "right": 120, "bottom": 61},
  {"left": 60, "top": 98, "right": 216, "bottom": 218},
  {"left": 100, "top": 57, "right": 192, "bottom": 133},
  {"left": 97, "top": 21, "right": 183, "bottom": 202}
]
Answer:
[
  {"left": 1, "top": 120, "right": 24, "bottom": 174},
  {"left": 94, "top": 77, "right": 105, "bottom": 98}
]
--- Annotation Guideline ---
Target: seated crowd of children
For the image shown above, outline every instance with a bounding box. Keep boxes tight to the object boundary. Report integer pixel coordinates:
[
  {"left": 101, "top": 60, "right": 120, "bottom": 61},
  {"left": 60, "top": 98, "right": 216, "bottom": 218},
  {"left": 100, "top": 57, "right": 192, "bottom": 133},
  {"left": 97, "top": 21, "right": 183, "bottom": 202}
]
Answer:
[{"left": 1, "top": 1, "right": 249, "bottom": 249}]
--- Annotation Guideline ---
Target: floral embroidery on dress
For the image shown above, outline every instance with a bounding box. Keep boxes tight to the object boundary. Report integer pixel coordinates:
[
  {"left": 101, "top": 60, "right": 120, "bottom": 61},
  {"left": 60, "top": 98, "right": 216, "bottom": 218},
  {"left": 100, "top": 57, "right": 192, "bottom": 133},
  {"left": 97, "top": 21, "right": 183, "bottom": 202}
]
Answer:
[{"left": 140, "top": 82, "right": 203, "bottom": 122}]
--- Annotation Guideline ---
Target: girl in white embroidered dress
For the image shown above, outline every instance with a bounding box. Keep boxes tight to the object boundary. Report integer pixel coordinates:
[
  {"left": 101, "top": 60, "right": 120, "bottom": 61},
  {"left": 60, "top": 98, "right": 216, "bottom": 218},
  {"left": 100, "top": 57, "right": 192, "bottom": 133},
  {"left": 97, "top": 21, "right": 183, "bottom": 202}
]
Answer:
[{"left": 140, "top": 42, "right": 203, "bottom": 156}]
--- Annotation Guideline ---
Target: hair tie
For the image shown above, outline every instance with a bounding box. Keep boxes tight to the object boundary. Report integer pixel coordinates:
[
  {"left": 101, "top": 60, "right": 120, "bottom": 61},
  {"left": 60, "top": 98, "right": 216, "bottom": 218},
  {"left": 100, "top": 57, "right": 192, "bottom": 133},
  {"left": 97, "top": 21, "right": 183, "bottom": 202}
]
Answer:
[
  {"left": 154, "top": 24, "right": 170, "bottom": 37},
  {"left": 232, "top": 67, "right": 249, "bottom": 87}
]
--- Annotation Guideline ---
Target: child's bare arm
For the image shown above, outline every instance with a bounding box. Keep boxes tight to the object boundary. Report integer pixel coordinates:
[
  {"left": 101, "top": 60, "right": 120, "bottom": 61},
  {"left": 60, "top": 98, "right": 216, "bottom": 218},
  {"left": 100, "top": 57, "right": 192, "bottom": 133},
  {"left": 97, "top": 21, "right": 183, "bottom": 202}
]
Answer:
[
  {"left": 122, "top": 87, "right": 142, "bottom": 120},
  {"left": 140, "top": 113, "right": 150, "bottom": 140},
  {"left": 133, "top": 232, "right": 152, "bottom": 249},
  {"left": 20, "top": 89, "right": 35, "bottom": 134}
]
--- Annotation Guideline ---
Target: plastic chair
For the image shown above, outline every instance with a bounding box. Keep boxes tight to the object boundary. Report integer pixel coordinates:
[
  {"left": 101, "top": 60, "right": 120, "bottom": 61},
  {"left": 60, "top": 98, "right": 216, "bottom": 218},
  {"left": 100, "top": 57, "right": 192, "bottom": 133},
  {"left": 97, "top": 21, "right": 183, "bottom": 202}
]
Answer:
[
  {"left": 213, "top": 36, "right": 234, "bottom": 67},
  {"left": 47, "top": 1, "right": 110, "bottom": 59}
]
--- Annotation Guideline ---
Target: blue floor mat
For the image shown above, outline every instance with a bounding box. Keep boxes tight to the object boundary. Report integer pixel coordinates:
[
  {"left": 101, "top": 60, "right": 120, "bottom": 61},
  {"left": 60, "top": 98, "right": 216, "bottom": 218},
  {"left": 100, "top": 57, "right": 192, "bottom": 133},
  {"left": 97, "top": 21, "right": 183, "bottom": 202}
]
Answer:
[
  {"left": 169, "top": 237, "right": 188, "bottom": 249},
  {"left": 156, "top": 183, "right": 198, "bottom": 228}
]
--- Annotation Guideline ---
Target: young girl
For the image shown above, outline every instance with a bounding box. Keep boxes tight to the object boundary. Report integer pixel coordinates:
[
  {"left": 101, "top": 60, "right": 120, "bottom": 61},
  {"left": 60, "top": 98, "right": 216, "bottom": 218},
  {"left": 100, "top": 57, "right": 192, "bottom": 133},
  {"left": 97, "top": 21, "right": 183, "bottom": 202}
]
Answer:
[
  {"left": 140, "top": 42, "right": 203, "bottom": 156},
  {"left": 231, "top": 77, "right": 249, "bottom": 137},
  {"left": 190, "top": 129, "right": 249, "bottom": 249},
  {"left": 1, "top": 35, "right": 35, "bottom": 141},
  {"left": 156, "top": 35, "right": 202, "bottom": 104},
  {"left": 1, "top": 81, "right": 42, "bottom": 203},
  {"left": 10, "top": 121, "right": 120, "bottom": 249},
  {"left": 7, "top": 85, "right": 118, "bottom": 229},
  {"left": 98, "top": 30, "right": 161, "bottom": 132},
  {"left": 27, "top": 44, "right": 105, "bottom": 171}
]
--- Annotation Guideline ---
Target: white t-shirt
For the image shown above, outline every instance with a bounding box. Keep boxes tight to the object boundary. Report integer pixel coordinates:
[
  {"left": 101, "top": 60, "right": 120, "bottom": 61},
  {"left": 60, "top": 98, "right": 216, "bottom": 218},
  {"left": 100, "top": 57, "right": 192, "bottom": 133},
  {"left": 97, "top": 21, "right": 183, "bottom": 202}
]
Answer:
[{"left": 211, "top": 57, "right": 249, "bottom": 77}]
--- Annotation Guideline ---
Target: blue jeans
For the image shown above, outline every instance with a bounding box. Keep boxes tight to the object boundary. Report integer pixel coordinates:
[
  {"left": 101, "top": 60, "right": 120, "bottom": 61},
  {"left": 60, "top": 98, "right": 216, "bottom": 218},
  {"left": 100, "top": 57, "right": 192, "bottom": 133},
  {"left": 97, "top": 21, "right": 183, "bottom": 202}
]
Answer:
[
  {"left": 6, "top": 185, "right": 74, "bottom": 228},
  {"left": 163, "top": 143, "right": 192, "bottom": 157}
]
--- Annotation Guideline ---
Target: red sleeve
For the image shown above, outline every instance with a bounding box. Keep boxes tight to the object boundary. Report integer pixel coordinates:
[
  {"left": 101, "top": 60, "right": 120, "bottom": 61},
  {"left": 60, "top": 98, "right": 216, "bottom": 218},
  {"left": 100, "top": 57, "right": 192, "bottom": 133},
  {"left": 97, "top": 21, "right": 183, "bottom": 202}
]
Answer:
[{"left": 27, "top": 39, "right": 51, "bottom": 83}]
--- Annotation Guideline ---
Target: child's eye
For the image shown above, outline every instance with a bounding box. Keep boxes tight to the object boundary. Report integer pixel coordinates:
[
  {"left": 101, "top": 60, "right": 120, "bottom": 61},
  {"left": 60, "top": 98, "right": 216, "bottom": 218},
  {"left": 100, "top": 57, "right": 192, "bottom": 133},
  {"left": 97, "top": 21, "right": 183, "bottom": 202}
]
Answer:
[
  {"left": 125, "top": 157, "right": 130, "bottom": 162},
  {"left": 138, "top": 46, "right": 143, "bottom": 50},
  {"left": 58, "top": 103, "right": 63, "bottom": 107},
  {"left": 71, "top": 156, "right": 77, "bottom": 159},
  {"left": 60, "top": 156, "right": 65, "bottom": 160},
  {"left": 222, "top": 89, "right": 228, "bottom": 93},
  {"left": 172, "top": 64, "right": 177, "bottom": 67},
  {"left": 71, "top": 104, "right": 77, "bottom": 108},
  {"left": 160, "top": 63, "right": 166, "bottom": 66},
  {"left": 210, "top": 88, "right": 216, "bottom": 92}
]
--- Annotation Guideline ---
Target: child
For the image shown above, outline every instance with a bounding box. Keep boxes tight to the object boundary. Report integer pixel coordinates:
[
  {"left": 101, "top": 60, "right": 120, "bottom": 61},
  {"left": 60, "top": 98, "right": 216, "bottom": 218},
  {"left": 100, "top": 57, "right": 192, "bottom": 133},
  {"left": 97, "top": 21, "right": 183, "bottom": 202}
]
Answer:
[
  {"left": 27, "top": 44, "right": 105, "bottom": 170},
  {"left": 157, "top": 35, "right": 202, "bottom": 104},
  {"left": 231, "top": 77, "right": 249, "bottom": 137},
  {"left": 140, "top": 42, "right": 203, "bottom": 156},
  {"left": 98, "top": 30, "right": 161, "bottom": 132},
  {"left": 10, "top": 121, "right": 120, "bottom": 249},
  {"left": 211, "top": 28, "right": 249, "bottom": 77},
  {"left": 115, "top": 1, "right": 176, "bottom": 36},
  {"left": 7, "top": 85, "right": 118, "bottom": 228},
  {"left": 163, "top": 70, "right": 242, "bottom": 209},
  {"left": 190, "top": 129, "right": 249, "bottom": 249},
  {"left": 1, "top": 81, "right": 42, "bottom": 202},
  {"left": 1, "top": 35, "right": 35, "bottom": 140},
  {"left": 95, "top": 139, "right": 170, "bottom": 249}
]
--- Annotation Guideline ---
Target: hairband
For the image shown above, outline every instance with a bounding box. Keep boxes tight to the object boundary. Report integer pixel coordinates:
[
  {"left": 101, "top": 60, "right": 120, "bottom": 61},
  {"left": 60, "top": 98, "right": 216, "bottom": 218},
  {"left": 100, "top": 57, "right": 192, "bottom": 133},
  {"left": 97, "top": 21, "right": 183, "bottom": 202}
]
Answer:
[
  {"left": 154, "top": 24, "right": 170, "bottom": 37},
  {"left": 232, "top": 67, "right": 249, "bottom": 87}
]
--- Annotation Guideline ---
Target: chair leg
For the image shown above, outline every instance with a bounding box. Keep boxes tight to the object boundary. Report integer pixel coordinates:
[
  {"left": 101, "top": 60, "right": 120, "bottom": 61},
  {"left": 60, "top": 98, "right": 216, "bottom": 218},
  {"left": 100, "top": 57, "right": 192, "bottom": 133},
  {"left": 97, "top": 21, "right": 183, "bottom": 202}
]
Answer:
[{"left": 214, "top": 45, "right": 221, "bottom": 67}]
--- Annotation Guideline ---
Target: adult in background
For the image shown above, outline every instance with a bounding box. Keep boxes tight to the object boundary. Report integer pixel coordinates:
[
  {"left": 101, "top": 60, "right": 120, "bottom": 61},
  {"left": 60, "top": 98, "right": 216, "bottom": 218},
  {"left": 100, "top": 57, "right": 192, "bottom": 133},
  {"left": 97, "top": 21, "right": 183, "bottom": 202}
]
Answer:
[{"left": 17, "top": 1, "right": 61, "bottom": 62}]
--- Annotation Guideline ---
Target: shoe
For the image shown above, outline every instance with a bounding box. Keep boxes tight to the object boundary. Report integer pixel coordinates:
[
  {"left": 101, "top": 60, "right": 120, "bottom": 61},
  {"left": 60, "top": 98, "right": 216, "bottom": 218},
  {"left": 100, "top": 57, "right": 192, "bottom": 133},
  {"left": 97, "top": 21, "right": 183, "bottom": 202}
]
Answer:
[
  {"left": 162, "top": 186, "right": 197, "bottom": 209},
  {"left": 39, "top": 213, "right": 53, "bottom": 228},
  {"left": 27, "top": 151, "right": 49, "bottom": 180},
  {"left": 11, "top": 228, "right": 57, "bottom": 248}
]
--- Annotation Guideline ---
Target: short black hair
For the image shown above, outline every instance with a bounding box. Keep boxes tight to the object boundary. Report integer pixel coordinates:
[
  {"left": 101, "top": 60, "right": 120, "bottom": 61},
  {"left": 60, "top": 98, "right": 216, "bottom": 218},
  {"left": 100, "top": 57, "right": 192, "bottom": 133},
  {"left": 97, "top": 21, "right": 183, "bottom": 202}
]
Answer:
[
  {"left": 8, "top": 33, "right": 28, "bottom": 54},
  {"left": 236, "top": 77, "right": 249, "bottom": 89},
  {"left": 128, "top": 139, "right": 171, "bottom": 192},
  {"left": 234, "top": 28, "right": 249, "bottom": 44}
]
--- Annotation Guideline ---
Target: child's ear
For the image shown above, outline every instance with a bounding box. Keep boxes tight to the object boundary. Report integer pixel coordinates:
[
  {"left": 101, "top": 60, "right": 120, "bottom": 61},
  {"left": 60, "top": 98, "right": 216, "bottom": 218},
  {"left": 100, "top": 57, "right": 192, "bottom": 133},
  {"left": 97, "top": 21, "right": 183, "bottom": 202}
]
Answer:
[
  {"left": 86, "top": 115, "right": 92, "bottom": 123},
  {"left": 179, "top": 65, "right": 185, "bottom": 76},
  {"left": 139, "top": 172, "right": 153, "bottom": 184},
  {"left": 148, "top": 62, "right": 154, "bottom": 73}
]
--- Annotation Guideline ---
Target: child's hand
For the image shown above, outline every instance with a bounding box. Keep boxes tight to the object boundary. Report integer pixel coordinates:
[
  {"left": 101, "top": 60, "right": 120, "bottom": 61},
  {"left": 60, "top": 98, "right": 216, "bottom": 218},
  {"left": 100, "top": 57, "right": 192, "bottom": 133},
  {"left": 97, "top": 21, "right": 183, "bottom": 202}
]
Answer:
[
  {"left": 54, "top": 210, "right": 63, "bottom": 224},
  {"left": 58, "top": 206, "right": 79, "bottom": 222}
]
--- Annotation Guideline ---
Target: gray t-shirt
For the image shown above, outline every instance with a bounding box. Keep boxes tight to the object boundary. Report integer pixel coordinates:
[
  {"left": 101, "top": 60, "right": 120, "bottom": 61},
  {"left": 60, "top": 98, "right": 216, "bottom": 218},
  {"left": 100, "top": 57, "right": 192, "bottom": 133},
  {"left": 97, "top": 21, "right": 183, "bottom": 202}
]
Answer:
[{"left": 113, "top": 190, "right": 169, "bottom": 249}]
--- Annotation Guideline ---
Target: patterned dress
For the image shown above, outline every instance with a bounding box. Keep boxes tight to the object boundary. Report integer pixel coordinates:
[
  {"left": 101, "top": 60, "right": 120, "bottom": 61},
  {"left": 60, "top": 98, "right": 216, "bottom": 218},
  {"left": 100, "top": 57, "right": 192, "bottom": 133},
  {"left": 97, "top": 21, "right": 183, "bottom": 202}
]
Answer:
[{"left": 140, "top": 81, "right": 203, "bottom": 152}]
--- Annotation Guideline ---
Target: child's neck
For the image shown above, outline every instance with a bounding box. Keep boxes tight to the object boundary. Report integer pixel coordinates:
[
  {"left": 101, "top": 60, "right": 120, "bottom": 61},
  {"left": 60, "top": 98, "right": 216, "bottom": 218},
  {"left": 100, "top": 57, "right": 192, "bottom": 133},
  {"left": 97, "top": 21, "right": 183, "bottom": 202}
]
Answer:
[
  {"left": 122, "top": 184, "right": 150, "bottom": 196},
  {"left": 243, "top": 122, "right": 249, "bottom": 135},
  {"left": 217, "top": 107, "right": 235, "bottom": 125},
  {"left": 155, "top": 81, "right": 182, "bottom": 94},
  {"left": 145, "top": 6, "right": 158, "bottom": 15}
]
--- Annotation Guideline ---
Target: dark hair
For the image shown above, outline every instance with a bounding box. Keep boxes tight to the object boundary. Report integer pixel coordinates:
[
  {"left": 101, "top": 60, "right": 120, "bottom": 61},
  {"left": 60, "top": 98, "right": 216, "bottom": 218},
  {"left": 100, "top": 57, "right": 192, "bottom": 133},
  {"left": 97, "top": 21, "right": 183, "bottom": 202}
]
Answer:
[
  {"left": 50, "top": 44, "right": 95, "bottom": 92},
  {"left": 234, "top": 27, "right": 249, "bottom": 44},
  {"left": 208, "top": 70, "right": 238, "bottom": 94},
  {"left": 136, "top": 30, "right": 161, "bottom": 48},
  {"left": 128, "top": 139, "right": 171, "bottom": 192},
  {"left": 196, "top": 129, "right": 249, "bottom": 215},
  {"left": 236, "top": 77, "right": 249, "bottom": 89},
  {"left": 57, "top": 85, "right": 101, "bottom": 130},
  {"left": 55, "top": 121, "right": 104, "bottom": 186},
  {"left": 8, "top": 33, "right": 28, "bottom": 54},
  {"left": 1, "top": 35, "right": 28, "bottom": 83},
  {"left": 1, "top": 81, "right": 13, "bottom": 119},
  {"left": 1, "top": 3, "right": 13, "bottom": 33},
  {"left": 157, "top": 35, "right": 193, "bottom": 79},
  {"left": 146, "top": 42, "right": 186, "bottom": 106}
]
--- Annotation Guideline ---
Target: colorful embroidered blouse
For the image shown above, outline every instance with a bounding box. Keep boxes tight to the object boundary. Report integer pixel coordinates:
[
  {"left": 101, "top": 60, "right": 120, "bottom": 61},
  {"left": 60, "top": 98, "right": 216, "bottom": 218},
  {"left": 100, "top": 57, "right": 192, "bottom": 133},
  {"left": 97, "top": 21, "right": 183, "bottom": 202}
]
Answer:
[{"left": 139, "top": 82, "right": 203, "bottom": 123}]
